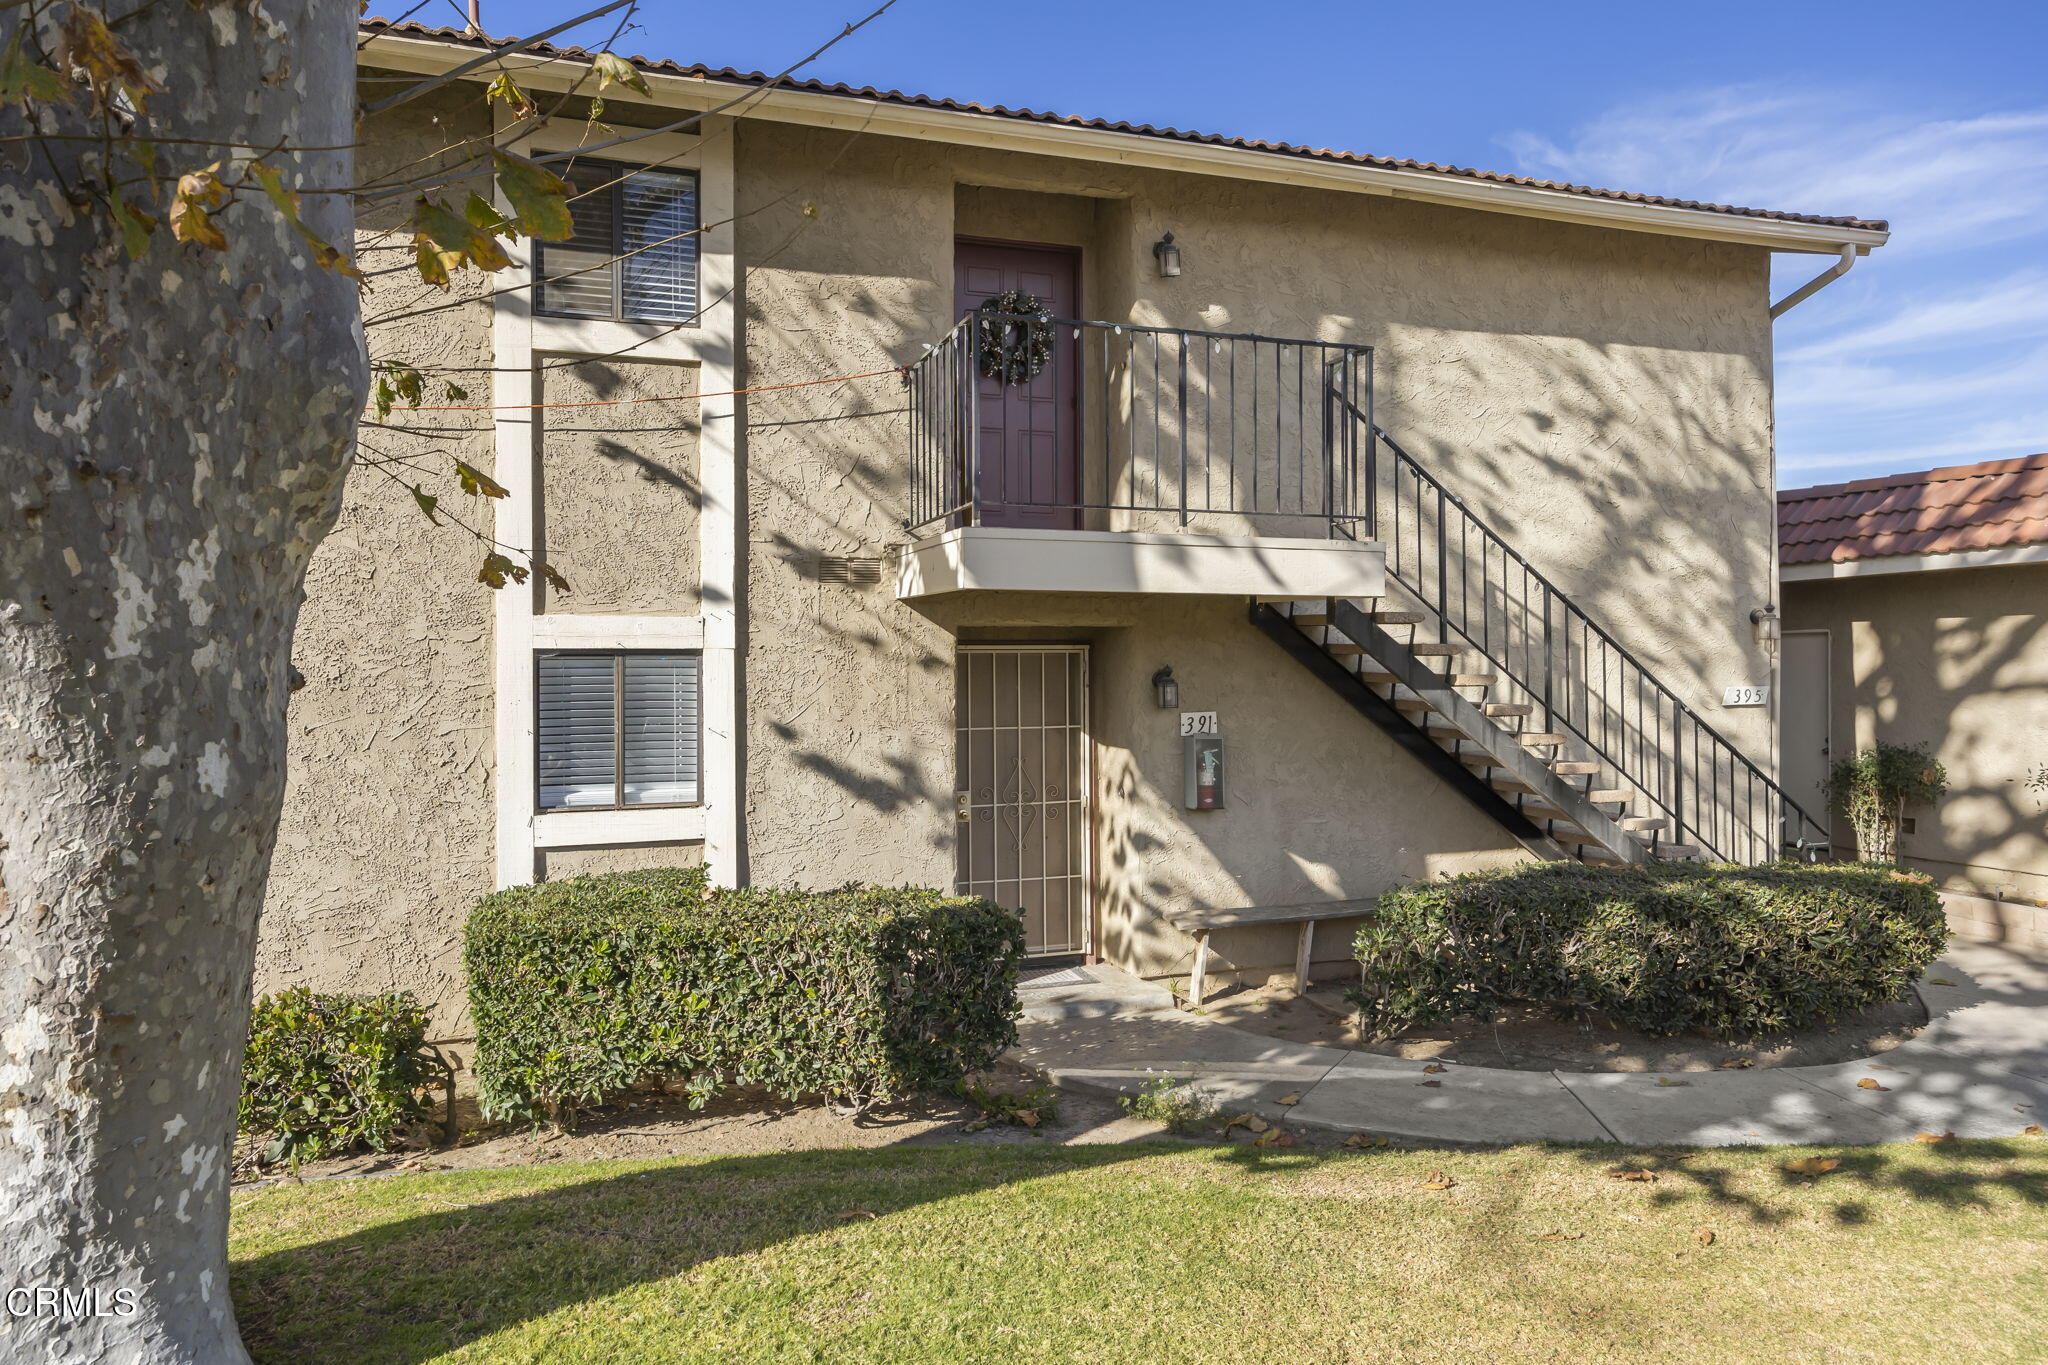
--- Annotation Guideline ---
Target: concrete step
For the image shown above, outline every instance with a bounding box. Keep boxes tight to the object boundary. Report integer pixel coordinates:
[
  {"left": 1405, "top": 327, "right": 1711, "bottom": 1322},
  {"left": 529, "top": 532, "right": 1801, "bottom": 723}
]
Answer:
[
  {"left": 1551, "top": 760, "right": 1602, "bottom": 775},
  {"left": 1409, "top": 643, "right": 1461, "bottom": 658},
  {"left": 1649, "top": 843, "right": 1702, "bottom": 860},
  {"left": 1483, "top": 703, "right": 1534, "bottom": 718},
  {"left": 1586, "top": 788, "right": 1632, "bottom": 804},
  {"left": 1449, "top": 674, "right": 1497, "bottom": 689},
  {"left": 1620, "top": 816, "right": 1670, "bottom": 833},
  {"left": 1291, "top": 613, "right": 1331, "bottom": 627},
  {"left": 1490, "top": 776, "right": 1538, "bottom": 795},
  {"left": 1519, "top": 733, "right": 1569, "bottom": 749},
  {"left": 1371, "top": 610, "right": 1428, "bottom": 625},
  {"left": 1358, "top": 670, "right": 1398, "bottom": 686},
  {"left": 1326, "top": 643, "right": 1366, "bottom": 656},
  {"left": 1392, "top": 698, "right": 1433, "bottom": 717}
]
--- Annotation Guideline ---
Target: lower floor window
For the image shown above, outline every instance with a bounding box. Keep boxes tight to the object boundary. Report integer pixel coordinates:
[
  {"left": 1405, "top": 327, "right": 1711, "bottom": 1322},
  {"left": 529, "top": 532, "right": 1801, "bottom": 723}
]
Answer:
[{"left": 537, "top": 651, "right": 700, "bottom": 810}]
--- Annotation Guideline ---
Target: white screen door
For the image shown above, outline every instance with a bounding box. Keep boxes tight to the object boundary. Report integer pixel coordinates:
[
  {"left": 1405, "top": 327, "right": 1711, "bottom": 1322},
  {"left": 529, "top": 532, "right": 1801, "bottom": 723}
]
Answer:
[{"left": 955, "top": 646, "right": 1092, "bottom": 956}]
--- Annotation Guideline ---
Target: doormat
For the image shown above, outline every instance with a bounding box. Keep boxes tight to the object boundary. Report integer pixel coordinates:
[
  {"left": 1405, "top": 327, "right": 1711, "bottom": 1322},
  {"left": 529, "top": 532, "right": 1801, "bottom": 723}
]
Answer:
[{"left": 1018, "top": 965, "right": 1094, "bottom": 990}]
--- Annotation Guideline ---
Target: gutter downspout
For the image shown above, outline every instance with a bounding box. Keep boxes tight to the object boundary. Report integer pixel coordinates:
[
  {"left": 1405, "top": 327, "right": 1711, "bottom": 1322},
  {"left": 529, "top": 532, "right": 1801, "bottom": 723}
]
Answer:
[{"left": 1769, "top": 243, "right": 1858, "bottom": 319}]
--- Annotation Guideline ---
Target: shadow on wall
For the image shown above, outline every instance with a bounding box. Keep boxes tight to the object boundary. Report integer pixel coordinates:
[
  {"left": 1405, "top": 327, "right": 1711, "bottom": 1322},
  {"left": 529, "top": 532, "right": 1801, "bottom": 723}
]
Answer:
[{"left": 1835, "top": 577, "right": 2048, "bottom": 897}]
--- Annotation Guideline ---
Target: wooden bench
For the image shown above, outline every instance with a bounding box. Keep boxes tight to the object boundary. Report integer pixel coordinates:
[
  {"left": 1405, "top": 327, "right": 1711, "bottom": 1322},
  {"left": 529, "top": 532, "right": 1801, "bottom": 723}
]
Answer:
[{"left": 1161, "top": 899, "right": 1375, "bottom": 1008}]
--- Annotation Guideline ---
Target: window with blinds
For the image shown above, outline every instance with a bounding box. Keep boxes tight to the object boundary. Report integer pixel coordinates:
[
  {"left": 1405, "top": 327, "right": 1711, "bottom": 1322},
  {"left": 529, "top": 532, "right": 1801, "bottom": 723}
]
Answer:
[
  {"left": 534, "top": 160, "right": 700, "bottom": 323},
  {"left": 536, "top": 652, "right": 701, "bottom": 810}
]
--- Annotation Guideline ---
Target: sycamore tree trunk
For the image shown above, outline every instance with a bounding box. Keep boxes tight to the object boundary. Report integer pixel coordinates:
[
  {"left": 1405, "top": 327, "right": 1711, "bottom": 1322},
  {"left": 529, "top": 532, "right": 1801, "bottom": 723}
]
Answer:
[{"left": 0, "top": 3, "right": 365, "bottom": 1361}]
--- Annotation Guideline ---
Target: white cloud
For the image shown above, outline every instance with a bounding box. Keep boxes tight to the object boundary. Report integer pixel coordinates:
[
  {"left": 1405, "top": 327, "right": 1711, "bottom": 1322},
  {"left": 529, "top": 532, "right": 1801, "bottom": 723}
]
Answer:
[{"left": 1502, "top": 87, "right": 2048, "bottom": 483}]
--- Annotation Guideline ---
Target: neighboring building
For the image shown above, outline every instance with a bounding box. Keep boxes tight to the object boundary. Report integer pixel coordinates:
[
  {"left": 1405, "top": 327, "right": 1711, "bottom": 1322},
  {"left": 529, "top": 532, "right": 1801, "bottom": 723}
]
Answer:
[
  {"left": 261, "top": 20, "right": 1891, "bottom": 1033},
  {"left": 1781, "top": 455, "right": 2048, "bottom": 954}
]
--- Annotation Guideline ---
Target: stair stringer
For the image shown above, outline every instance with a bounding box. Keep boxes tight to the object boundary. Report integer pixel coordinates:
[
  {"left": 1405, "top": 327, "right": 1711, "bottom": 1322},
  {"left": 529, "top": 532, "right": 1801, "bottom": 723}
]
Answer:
[
  {"left": 1248, "top": 603, "right": 1571, "bottom": 864},
  {"left": 1327, "top": 600, "right": 1655, "bottom": 865}
]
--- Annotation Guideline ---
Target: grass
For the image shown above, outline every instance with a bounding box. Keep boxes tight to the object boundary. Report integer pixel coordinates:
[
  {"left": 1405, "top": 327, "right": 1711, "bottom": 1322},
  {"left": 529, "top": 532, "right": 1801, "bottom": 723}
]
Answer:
[{"left": 230, "top": 1138, "right": 2048, "bottom": 1364}]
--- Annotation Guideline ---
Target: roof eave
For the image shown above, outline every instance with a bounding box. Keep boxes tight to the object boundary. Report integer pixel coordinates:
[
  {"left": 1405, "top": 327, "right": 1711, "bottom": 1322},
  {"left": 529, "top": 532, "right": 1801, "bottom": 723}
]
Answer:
[{"left": 359, "top": 31, "right": 1889, "bottom": 255}]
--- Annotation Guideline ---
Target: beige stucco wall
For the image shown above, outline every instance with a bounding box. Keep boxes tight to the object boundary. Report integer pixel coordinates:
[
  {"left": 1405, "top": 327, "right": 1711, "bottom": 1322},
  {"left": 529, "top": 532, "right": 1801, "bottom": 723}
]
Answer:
[
  {"left": 267, "top": 94, "right": 1786, "bottom": 1024},
  {"left": 734, "top": 122, "right": 1780, "bottom": 978},
  {"left": 1784, "top": 563, "right": 2048, "bottom": 904},
  {"left": 261, "top": 86, "right": 499, "bottom": 1035}
]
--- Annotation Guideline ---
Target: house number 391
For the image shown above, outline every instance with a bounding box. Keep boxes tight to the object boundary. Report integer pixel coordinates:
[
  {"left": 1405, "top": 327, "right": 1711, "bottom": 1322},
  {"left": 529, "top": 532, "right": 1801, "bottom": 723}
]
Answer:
[{"left": 1179, "top": 711, "right": 1219, "bottom": 736}]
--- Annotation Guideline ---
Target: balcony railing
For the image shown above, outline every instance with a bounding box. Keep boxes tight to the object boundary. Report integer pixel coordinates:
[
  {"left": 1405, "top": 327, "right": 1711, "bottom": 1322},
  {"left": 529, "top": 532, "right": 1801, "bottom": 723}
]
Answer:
[{"left": 906, "top": 312, "right": 1374, "bottom": 538}]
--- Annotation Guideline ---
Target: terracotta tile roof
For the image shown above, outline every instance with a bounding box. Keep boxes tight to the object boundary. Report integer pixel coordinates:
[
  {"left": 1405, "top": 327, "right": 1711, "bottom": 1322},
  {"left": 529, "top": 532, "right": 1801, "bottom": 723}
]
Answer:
[
  {"left": 359, "top": 19, "right": 1887, "bottom": 235},
  {"left": 1779, "top": 453, "right": 2048, "bottom": 565}
]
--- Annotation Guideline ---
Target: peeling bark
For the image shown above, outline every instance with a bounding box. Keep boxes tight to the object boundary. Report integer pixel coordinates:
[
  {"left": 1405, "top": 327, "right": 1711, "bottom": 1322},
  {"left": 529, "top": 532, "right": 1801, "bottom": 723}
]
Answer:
[{"left": 0, "top": 4, "right": 365, "bottom": 1361}]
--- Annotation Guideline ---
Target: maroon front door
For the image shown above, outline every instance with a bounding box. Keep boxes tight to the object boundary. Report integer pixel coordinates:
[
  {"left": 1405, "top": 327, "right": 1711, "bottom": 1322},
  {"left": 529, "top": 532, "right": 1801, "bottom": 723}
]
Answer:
[{"left": 954, "top": 240, "right": 1080, "bottom": 530}]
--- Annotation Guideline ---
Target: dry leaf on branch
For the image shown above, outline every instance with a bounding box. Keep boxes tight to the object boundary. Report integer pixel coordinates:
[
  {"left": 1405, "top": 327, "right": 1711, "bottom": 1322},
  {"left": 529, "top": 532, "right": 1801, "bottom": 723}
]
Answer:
[
  {"left": 1856, "top": 1078, "right": 1890, "bottom": 1092},
  {"left": 1781, "top": 1157, "right": 1841, "bottom": 1177}
]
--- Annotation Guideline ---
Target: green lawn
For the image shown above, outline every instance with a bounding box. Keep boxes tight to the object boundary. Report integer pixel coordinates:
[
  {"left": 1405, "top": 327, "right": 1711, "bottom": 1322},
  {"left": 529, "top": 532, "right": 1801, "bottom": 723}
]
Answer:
[{"left": 231, "top": 1138, "right": 2048, "bottom": 1364}]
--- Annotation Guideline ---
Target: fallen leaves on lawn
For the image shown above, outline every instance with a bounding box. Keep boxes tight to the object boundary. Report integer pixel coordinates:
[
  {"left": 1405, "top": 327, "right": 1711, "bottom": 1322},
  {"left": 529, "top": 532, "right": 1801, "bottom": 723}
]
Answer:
[
  {"left": 1856, "top": 1078, "right": 1890, "bottom": 1092},
  {"left": 1420, "top": 1171, "right": 1457, "bottom": 1191},
  {"left": 1220, "top": 1114, "right": 1270, "bottom": 1135},
  {"left": 1915, "top": 1130, "right": 1957, "bottom": 1144},
  {"left": 1276, "top": 1093, "right": 1302, "bottom": 1106},
  {"left": 1253, "top": 1127, "right": 1295, "bottom": 1149},
  {"left": 1537, "top": 1230, "right": 1584, "bottom": 1242},
  {"left": 1013, "top": 1108, "right": 1041, "bottom": 1128},
  {"left": 1782, "top": 1157, "right": 1840, "bottom": 1178},
  {"left": 1344, "top": 1133, "right": 1390, "bottom": 1148},
  {"left": 1694, "top": 1228, "right": 1715, "bottom": 1246},
  {"left": 1605, "top": 1165, "right": 1659, "bottom": 1183}
]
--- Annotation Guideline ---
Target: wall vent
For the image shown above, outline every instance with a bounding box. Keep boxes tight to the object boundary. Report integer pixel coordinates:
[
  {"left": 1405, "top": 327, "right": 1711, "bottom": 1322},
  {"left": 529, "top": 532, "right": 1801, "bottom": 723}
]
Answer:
[{"left": 814, "top": 554, "right": 885, "bottom": 586}]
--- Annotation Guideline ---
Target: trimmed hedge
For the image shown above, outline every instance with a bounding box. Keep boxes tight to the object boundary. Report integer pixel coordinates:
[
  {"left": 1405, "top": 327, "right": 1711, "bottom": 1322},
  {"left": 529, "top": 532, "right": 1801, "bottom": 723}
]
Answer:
[
  {"left": 238, "top": 988, "right": 441, "bottom": 1166},
  {"left": 1351, "top": 861, "right": 1947, "bottom": 1038},
  {"left": 465, "top": 867, "right": 1024, "bottom": 1125}
]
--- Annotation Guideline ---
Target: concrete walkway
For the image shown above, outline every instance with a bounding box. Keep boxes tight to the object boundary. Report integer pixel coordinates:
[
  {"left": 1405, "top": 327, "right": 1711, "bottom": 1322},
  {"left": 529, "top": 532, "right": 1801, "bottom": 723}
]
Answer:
[{"left": 1009, "top": 941, "right": 2048, "bottom": 1146}]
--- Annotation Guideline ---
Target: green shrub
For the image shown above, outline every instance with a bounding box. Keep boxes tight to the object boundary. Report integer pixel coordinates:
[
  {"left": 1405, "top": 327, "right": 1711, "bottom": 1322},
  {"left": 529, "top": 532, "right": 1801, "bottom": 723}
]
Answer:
[
  {"left": 1351, "top": 861, "right": 1946, "bottom": 1038},
  {"left": 465, "top": 867, "right": 1025, "bottom": 1126},
  {"left": 239, "top": 988, "right": 442, "bottom": 1166},
  {"left": 1827, "top": 742, "right": 1950, "bottom": 863}
]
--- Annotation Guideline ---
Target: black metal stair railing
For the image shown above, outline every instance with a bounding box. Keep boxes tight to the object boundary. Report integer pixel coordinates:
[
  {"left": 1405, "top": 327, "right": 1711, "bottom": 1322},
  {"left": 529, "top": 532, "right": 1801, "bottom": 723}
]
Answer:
[
  {"left": 906, "top": 311, "right": 1373, "bottom": 537},
  {"left": 1336, "top": 399, "right": 1830, "bottom": 865}
]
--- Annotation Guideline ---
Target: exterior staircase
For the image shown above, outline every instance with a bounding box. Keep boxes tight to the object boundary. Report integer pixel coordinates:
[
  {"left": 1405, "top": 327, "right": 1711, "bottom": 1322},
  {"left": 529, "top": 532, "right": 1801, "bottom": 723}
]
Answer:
[
  {"left": 1253, "top": 417, "right": 1828, "bottom": 867},
  {"left": 1254, "top": 597, "right": 1690, "bottom": 864}
]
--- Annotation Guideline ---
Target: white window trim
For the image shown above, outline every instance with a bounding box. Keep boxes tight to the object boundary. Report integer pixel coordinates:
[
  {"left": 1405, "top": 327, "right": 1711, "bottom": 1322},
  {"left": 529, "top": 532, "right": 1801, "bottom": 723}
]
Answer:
[{"left": 492, "top": 117, "right": 740, "bottom": 888}]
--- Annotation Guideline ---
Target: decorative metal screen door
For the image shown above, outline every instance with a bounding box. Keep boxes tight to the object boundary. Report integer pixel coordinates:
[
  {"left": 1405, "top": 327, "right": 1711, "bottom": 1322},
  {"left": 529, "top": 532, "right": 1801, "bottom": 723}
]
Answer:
[{"left": 954, "top": 645, "right": 1092, "bottom": 957}]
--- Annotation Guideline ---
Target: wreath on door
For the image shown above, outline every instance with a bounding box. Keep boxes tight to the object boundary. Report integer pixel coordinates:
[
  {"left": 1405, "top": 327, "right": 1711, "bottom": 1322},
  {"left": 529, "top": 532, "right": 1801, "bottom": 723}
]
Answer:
[{"left": 974, "top": 290, "right": 1055, "bottom": 385}]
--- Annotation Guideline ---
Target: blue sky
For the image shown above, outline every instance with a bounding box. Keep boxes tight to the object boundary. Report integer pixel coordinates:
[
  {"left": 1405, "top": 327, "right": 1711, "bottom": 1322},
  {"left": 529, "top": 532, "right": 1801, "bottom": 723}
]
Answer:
[{"left": 480, "top": 0, "right": 2048, "bottom": 486}]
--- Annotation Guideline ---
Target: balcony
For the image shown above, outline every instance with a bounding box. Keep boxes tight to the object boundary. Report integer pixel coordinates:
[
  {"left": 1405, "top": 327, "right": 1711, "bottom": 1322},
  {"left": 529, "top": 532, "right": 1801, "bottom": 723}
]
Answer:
[{"left": 896, "top": 313, "right": 1386, "bottom": 600}]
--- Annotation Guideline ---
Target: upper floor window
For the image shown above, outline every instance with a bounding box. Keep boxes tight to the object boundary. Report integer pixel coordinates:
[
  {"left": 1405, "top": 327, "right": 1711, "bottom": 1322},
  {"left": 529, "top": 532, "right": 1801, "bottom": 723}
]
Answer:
[
  {"left": 536, "top": 651, "right": 701, "bottom": 810},
  {"left": 535, "top": 159, "right": 700, "bottom": 324}
]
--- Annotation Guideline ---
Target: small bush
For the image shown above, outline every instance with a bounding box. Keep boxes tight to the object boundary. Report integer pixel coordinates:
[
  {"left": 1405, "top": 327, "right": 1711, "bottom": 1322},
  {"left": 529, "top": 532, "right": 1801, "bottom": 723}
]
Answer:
[
  {"left": 465, "top": 867, "right": 1025, "bottom": 1126},
  {"left": 239, "top": 988, "right": 441, "bottom": 1166},
  {"left": 1351, "top": 861, "right": 1946, "bottom": 1038},
  {"left": 1121, "top": 1076, "right": 1220, "bottom": 1134}
]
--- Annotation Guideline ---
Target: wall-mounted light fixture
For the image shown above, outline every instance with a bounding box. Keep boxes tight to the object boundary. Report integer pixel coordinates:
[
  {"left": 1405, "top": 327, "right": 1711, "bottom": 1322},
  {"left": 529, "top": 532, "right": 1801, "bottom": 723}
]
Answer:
[
  {"left": 1152, "top": 232, "right": 1183, "bottom": 278},
  {"left": 1151, "top": 666, "right": 1179, "bottom": 709},
  {"left": 1749, "top": 604, "right": 1780, "bottom": 646}
]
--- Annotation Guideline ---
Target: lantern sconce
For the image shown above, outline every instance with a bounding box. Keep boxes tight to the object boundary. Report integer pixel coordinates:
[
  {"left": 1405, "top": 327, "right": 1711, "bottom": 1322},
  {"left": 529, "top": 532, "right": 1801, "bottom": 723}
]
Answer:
[
  {"left": 1749, "top": 604, "right": 1780, "bottom": 646},
  {"left": 1153, "top": 232, "right": 1183, "bottom": 278},
  {"left": 1151, "top": 666, "right": 1180, "bottom": 709}
]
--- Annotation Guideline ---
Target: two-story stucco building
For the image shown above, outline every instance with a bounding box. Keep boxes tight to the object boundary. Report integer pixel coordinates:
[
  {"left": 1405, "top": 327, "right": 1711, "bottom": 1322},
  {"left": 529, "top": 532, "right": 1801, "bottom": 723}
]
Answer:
[{"left": 261, "top": 20, "right": 1890, "bottom": 1032}]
